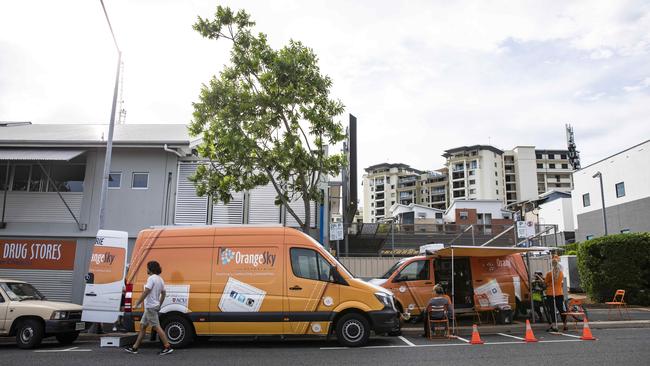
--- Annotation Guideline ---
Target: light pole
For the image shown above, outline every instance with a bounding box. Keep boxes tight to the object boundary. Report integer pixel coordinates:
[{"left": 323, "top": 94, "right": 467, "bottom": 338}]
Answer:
[
  {"left": 592, "top": 171, "right": 608, "bottom": 236},
  {"left": 97, "top": 0, "right": 121, "bottom": 230}
]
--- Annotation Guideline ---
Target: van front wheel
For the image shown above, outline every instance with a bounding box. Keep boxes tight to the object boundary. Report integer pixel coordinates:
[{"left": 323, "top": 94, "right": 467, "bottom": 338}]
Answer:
[
  {"left": 336, "top": 313, "right": 370, "bottom": 347},
  {"left": 161, "top": 315, "right": 194, "bottom": 348}
]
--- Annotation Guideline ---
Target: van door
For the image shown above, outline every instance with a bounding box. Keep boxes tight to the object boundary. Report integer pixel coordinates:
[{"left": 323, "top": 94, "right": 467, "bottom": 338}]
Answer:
[
  {"left": 0, "top": 289, "right": 8, "bottom": 332},
  {"left": 82, "top": 230, "right": 128, "bottom": 323},
  {"left": 392, "top": 259, "right": 432, "bottom": 316},
  {"left": 285, "top": 247, "right": 339, "bottom": 335},
  {"left": 434, "top": 257, "right": 473, "bottom": 309}
]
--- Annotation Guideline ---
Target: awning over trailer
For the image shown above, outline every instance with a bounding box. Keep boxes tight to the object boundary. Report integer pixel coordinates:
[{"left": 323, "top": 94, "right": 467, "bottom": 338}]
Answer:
[
  {"left": 0, "top": 148, "right": 85, "bottom": 161},
  {"left": 426, "top": 245, "right": 554, "bottom": 257}
]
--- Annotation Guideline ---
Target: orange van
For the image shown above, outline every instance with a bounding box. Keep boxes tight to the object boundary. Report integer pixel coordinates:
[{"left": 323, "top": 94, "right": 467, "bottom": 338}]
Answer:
[
  {"left": 369, "top": 245, "right": 533, "bottom": 321},
  {"left": 121, "top": 226, "right": 399, "bottom": 347}
]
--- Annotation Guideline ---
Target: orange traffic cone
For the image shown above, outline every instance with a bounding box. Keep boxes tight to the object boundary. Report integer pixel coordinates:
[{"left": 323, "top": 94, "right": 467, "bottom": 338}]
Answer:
[
  {"left": 581, "top": 317, "right": 596, "bottom": 341},
  {"left": 524, "top": 319, "right": 538, "bottom": 342},
  {"left": 470, "top": 324, "right": 484, "bottom": 344}
]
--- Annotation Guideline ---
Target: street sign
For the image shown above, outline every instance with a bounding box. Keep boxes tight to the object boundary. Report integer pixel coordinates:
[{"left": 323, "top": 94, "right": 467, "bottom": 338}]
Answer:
[
  {"left": 330, "top": 222, "right": 344, "bottom": 241},
  {"left": 517, "top": 221, "right": 536, "bottom": 239}
]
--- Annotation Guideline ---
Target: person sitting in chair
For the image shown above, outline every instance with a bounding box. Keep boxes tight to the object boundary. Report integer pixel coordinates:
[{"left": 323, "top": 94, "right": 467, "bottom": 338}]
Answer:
[{"left": 423, "top": 284, "right": 454, "bottom": 337}]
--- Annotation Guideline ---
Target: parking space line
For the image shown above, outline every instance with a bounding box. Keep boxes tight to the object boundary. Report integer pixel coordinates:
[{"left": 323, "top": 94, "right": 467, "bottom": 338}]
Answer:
[
  {"left": 34, "top": 346, "right": 92, "bottom": 353},
  {"left": 320, "top": 337, "right": 585, "bottom": 350},
  {"left": 398, "top": 336, "right": 416, "bottom": 346},
  {"left": 454, "top": 335, "right": 470, "bottom": 343},
  {"left": 549, "top": 332, "right": 583, "bottom": 339},
  {"left": 497, "top": 333, "right": 525, "bottom": 340}
]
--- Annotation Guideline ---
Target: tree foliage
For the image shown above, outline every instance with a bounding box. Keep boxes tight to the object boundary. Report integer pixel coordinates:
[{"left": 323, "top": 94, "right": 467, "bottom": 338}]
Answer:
[{"left": 189, "top": 6, "right": 346, "bottom": 231}]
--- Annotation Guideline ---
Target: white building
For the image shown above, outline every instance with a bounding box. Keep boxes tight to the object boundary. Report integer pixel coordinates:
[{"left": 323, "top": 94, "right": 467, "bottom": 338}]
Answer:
[
  {"left": 536, "top": 191, "right": 575, "bottom": 244},
  {"left": 362, "top": 163, "right": 424, "bottom": 222},
  {"left": 389, "top": 203, "right": 444, "bottom": 224},
  {"left": 571, "top": 140, "right": 650, "bottom": 241}
]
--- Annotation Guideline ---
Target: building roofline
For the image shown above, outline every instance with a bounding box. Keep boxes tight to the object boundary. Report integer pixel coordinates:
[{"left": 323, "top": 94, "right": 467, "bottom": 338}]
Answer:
[
  {"left": 576, "top": 139, "right": 650, "bottom": 172},
  {"left": 364, "top": 162, "right": 424, "bottom": 174},
  {"left": 442, "top": 145, "right": 504, "bottom": 157}
]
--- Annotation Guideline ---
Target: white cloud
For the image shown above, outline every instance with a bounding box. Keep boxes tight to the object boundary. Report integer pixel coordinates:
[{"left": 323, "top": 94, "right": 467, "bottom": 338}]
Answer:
[{"left": 1, "top": 0, "right": 649, "bottom": 192}]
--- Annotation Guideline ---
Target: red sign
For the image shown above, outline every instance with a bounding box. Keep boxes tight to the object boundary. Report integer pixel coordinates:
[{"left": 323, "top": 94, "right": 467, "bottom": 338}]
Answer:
[{"left": 0, "top": 239, "right": 76, "bottom": 270}]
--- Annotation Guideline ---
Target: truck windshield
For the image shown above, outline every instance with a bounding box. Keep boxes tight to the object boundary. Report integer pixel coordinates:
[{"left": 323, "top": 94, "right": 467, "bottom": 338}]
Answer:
[
  {"left": 0, "top": 282, "right": 46, "bottom": 301},
  {"left": 381, "top": 259, "right": 407, "bottom": 279}
]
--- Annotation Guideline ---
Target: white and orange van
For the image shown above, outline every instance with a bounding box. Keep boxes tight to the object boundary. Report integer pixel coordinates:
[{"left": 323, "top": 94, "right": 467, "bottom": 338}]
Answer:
[
  {"left": 369, "top": 245, "right": 535, "bottom": 322},
  {"left": 117, "top": 226, "right": 399, "bottom": 347}
]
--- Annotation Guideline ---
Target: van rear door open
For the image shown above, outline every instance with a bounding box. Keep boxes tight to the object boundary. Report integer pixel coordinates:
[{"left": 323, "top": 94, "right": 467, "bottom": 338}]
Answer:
[{"left": 81, "top": 230, "right": 128, "bottom": 323}]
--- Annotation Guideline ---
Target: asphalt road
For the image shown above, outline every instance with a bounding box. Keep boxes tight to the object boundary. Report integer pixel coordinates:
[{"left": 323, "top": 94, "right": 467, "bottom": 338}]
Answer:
[{"left": 1, "top": 327, "right": 648, "bottom": 366}]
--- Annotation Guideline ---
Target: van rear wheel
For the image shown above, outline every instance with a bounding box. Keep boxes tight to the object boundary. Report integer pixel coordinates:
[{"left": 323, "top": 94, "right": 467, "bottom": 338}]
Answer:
[
  {"left": 336, "top": 313, "right": 370, "bottom": 347},
  {"left": 161, "top": 315, "right": 194, "bottom": 348}
]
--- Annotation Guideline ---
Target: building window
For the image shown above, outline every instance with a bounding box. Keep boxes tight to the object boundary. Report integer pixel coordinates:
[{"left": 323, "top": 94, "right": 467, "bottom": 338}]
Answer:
[
  {"left": 391, "top": 184, "right": 395, "bottom": 189},
  {"left": 549, "top": 163, "right": 556, "bottom": 169},
  {"left": 132, "top": 172, "right": 149, "bottom": 189},
  {"left": 469, "top": 179, "right": 476, "bottom": 185},
  {"left": 460, "top": 211, "right": 468, "bottom": 220},
  {"left": 386, "top": 177, "right": 391, "bottom": 184},
  {"left": 48, "top": 165, "right": 85, "bottom": 192},
  {"left": 470, "top": 160, "right": 478, "bottom": 169},
  {"left": 615, "top": 182, "right": 625, "bottom": 198},
  {"left": 537, "top": 163, "right": 543, "bottom": 169},
  {"left": 536, "top": 153, "right": 542, "bottom": 159},
  {"left": 494, "top": 162, "right": 497, "bottom": 168},
  {"left": 391, "top": 192, "right": 395, "bottom": 197},
  {"left": 108, "top": 172, "right": 122, "bottom": 189},
  {"left": 620, "top": 229, "right": 630, "bottom": 234},
  {"left": 469, "top": 171, "right": 475, "bottom": 176},
  {"left": 495, "top": 180, "right": 498, "bottom": 186},
  {"left": 582, "top": 193, "right": 590, "bottom": 207},
  {"left": 469, "top": 189, "right": 476, "bottom": 194},
  {"left": 391, "top": 201, "right": 395, "bottom": 205},
  {"left": 371, "top": 203, "right": 374, "bottom": 207},
  {"left": 555, "top": 175, "right": 561, "bottom": 182},
  {"left": 586, "top": 235, "right": 594, "bottom": 240},
  {"left": 548, "top": 154, "right": 555, "bottom": 159},
  {"left": 561, "top": 163, "right": 568, "bottom": 169},
  {"left": 11, "top": 165, "right": 30, "bottom": 191},
  {"left": 494, "top": 172, "right": 498, "bottom": 177},
  {"left": 560, "top": 154, "right": 567, "bottom": 159},
  {"left": 371, "top": 195, "right": 374, "bottom": 199}
]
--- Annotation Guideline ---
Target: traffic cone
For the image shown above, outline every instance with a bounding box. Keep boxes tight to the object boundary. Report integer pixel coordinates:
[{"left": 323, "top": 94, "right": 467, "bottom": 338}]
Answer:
[
  {"left": 470, "top": 324, "right": 484, "bottom": 344},
  {"left": 580, "top": 317, "right": 596, "bottom": 341},
  {"left": 524, "top": 319, "right": 538, "bottom": 342}
]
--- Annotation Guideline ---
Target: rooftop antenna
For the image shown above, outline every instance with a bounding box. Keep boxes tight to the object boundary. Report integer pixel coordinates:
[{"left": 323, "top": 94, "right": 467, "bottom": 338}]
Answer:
[{"left": 566, "top": 123, "right": 581, "bottom": 170}]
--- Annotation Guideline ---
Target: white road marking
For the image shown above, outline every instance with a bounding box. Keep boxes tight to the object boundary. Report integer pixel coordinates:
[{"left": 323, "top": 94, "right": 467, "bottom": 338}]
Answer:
[
  {"left": 320, "top": 337, "right": 585, "bottom": 350},
  {"left": 549, "top": 331, "right": 583, "bottom": 339},
  {"left": 497, "top": 333, "right": 525, "bottom": 340},
  {"left": 34, "top": 346, "right": 92, "bottom": 353},
  {"left": 398, "top": 336, "right": 416, "bottom": 347},
  {"left": 454, "top": 336, "right": 470, "bottom": 343}
]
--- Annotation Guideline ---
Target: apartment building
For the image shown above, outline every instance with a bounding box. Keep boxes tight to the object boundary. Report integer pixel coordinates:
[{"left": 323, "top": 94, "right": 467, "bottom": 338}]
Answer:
[
  {"left": 362, "top": 163, "right": 423, "bottom": 222},
  {"left": 571, "top": 140, "right": 650, "bottom": 241},
  {"left": 443, "top": 145, "right": 573, "bottom": 207}
]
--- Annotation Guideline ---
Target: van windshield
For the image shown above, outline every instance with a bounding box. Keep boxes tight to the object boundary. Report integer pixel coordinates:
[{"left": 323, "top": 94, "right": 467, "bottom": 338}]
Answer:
[
  {"left": 381, "top": 259, "right": 407, "bottom": 279},
  {"left": 303, "top": 234, "right": 355, "bottom": 278}
]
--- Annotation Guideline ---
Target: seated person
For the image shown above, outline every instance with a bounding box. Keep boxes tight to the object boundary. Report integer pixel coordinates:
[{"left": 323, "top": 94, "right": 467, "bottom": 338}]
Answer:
[{"left": 423, "top": 284, "right": 454, "bottom": 337}]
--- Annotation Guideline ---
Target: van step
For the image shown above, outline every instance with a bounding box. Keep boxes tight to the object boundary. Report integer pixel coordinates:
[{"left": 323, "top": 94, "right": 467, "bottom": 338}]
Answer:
[{"left": 100, "top": 334, "right": 138, "bottom": 348}]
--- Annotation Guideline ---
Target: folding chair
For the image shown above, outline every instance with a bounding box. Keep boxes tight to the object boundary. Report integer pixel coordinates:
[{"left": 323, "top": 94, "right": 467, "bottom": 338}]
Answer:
[
  {"left": 606, "top": 290, "right": 631, "bottom": 320},
  {"left": 427, "top": 304, "right": 451, "bottom": 339},
  {"left": 473, "top": 293, "right": 496, "bottom": 325},
  {"left": 562, "top": 298, "right": 586, "bottom": 330}
]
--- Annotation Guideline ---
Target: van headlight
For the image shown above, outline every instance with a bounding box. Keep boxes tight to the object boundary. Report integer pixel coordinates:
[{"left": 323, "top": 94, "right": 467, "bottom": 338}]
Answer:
[
  {"left": 51, "top": 311, "right": 69, "bottom": 320},
  {"left": 374, "top": 292, "right": 394, "bottom": 309}
]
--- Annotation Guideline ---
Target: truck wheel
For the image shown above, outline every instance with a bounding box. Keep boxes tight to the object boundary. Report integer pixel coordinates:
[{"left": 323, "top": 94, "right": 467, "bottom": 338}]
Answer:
[
  {"left": 55, "top": 332, "right": 79, "bottom": 345},
  {"left": 162, "top": 315, "right": 194, "bottom": 348},
  {"left": 336, "top": 313, "right": 370, "bottom": 347},
  {"left": 16, "top": 319, "right": 44, "bottom": 349}
]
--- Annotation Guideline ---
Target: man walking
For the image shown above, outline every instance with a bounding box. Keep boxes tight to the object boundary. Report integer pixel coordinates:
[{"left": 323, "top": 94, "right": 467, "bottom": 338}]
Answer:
[{"left": 124, "top": 261, "right": 173, "bottom": 355}]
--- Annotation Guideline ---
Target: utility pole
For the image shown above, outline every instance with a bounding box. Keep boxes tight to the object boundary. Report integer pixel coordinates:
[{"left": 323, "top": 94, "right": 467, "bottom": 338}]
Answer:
[
  {"left": 97, "top": 0, "right": 122, "bottom": 230},
  {"left": 592, "top": 172, "right": 608, "bottom": 236}
]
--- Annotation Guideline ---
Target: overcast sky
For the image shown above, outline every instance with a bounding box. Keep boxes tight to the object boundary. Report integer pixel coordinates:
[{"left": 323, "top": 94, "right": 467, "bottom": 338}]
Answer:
[{"left": 1, "top": 1, "right": 649, "bottom": 181}]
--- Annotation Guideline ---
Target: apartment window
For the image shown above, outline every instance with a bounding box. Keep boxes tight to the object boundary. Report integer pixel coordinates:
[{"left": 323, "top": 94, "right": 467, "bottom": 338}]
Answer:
[
  {"left": 495, "top": 180, "right": 498, "bottom": 186},
  {"left": 371, "top": 203, "right": 374, "bottom": 207},
  {"left": 548, "top": 154, "right": 555, "bottom": 159},
  {"left": 469, "top": 189, "right": 476, "bottom": 194},
  {"left": 132, "top": 172, "right": 149, "bottom": 189},
  {"left": 495, "top": 172, "right": 498, "bottom": 177},
  {"left": 496, "top": 189, "right": 499, "bottom": 195},
  {"left": 494, "top": 162, "right": 497, "bottom": 168},
  {"left": 536, "top": 153, "right": 542, "bottom": 159},
  {"left": 48, "top": 165, "right": 85, "bottom": 192},
  {"left": 615, "top": 182, "right": 625, "bottom": 198},
  {"left": 537, "top": 163, "right": 543, "bottom": 169},
  {"left": 391, "top": 201, "right": 395, "bottom": 205},
  {"left": 582, "top": 193, "right": 590, "bottom": 207},
  {"left": 391, "top": 184, "right": 395, "bottom": 189},
  {"left": 561, "top": 163, "right": 568, "bottom": 169},
  {"left": 469, "top": 179, "right": 476, "bottom": 185},
  {"left": 555, "top": 175, "right": 561, "bottom": 182},
  {"left": 371, "top": 210, "right": 374, "bottom": 215},
  {"left": 386, "top": 177, "right": 391, "bottom": 184},
  {"left": 470, "top": 160, "right": 478, "bottom": 169},
  {"left": 108, "top": 172, "right": 122, "bottom": 189},
  {"left": 560, "top": 154, "right": 567, "bottom": 159},
  {"left": 391, "top": 192, "right": 395, "bottom": 197},
  {"left": 586, "top": 235, "right": 594, "bottom": 240},
  {"left": 620, "top": 229, "right": 631, "bottom": 234},
  {"left": 469, "top": 171, "right": 475, "bottom": 176},
  {"left": 549, "top": 163, "right": 556, "bottom": 169},
  {"left": 371, "top": 195, "right": 374, "bottom": 199},
  {"left": 460, "top": 211, "right": 468, "bottom": 220}
]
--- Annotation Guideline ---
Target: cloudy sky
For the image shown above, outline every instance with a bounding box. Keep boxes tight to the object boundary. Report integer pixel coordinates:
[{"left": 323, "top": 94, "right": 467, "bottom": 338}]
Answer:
[{"left": 1, "top": 1, "right": 649, "bottom": 180}]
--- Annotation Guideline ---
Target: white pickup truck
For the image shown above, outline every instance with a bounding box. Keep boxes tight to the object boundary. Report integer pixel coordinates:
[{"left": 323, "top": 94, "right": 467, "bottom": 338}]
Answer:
[{"left": 0, "top": 278, "right": 86, "bottom": 348}]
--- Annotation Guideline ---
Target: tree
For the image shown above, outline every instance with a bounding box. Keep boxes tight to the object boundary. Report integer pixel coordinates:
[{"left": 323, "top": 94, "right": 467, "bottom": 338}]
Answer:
[{"left": 189, "top": 6, "right": 346, "bottom": 232}]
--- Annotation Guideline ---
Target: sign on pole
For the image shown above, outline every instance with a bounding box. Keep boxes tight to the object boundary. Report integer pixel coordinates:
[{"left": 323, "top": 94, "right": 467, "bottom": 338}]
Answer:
[
  {"left": 330, "top": 222, "right": 344, "bottom": 241},
  {"left": 516, "top": 221, "right": 527, "bottom": 239}
]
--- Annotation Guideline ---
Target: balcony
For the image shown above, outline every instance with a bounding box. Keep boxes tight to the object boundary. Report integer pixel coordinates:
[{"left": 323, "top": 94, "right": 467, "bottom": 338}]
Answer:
[
  {"left": 375, "top": 184, "right": 385, "bottom": 192},
  {"left": 452, "top": 171, "right": 465, "bottom": 180},
  {"left": 399, "top": 192, "right": 414, "bottom": 199}
]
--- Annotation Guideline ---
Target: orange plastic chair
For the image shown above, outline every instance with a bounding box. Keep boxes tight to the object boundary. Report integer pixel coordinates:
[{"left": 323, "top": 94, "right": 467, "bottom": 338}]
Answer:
[
  {"left": 605, "top": 290, "right": 630, "bottom": 320},
  {"left": 562, "top": 298, "right": 586, "bottom": 329},
  {"left": 426, "top": 304, "right": 451, "bottom": 339},
  {"left": 473, "top": 293, "right": 496, "bottom": 325}
]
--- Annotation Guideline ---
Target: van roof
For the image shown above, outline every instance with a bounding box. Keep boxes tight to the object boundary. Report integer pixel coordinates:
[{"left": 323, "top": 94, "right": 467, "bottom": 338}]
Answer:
[{"left": 142, "top": 225, "right": 302, "bottom": 237}]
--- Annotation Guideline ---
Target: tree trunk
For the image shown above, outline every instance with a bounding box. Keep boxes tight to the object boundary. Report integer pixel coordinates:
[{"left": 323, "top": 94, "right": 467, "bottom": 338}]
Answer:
[{"left": 301, "top": 195, "right": 311, "bottom": 234}]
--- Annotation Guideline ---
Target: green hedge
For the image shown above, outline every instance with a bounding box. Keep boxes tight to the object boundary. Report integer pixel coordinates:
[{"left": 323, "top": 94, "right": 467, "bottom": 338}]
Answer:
[{"left": 577, "top": 233, "right": 650, "bottom": 305}]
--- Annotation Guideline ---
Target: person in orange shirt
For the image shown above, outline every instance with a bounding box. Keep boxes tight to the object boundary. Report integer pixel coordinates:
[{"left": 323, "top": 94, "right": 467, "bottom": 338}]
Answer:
[{"left": 544, "top": 256, "right": 567, "bottom": 331}]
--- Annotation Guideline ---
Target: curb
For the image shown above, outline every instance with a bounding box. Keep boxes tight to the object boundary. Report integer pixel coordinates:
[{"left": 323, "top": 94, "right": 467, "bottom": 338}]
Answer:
[{"left": 399, "top": 320, "right": 650, "bottom": 334}]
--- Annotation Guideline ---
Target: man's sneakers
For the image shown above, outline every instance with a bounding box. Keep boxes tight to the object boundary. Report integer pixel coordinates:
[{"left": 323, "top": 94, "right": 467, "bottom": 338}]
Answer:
[
  {"left": 159, "top": 346, "right": 174, "bottom": 355},
  {"left": 124, "top": 347, "right": 138, "bottom": 354}
]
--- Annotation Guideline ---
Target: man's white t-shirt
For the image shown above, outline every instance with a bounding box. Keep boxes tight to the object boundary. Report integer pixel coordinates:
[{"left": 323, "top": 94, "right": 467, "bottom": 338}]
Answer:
[{"left": 144, "top": 274, "right": 165, "bottom": 309}]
